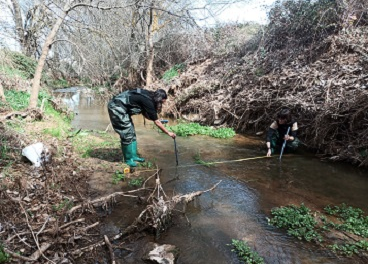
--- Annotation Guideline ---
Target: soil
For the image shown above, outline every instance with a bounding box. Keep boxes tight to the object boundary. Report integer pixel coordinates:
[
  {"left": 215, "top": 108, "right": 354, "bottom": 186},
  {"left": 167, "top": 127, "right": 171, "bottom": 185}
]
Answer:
[
  {"left": 0, "top": 108, "right": 219, "bottom": 263},
  {"left": 0, "top": 110, "right": 150, "bottom": 263}
]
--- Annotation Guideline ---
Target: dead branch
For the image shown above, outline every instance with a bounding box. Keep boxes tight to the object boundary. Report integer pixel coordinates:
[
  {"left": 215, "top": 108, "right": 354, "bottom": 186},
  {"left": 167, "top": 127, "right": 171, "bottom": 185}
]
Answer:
[
  {"left": 67, "top": 188, "right": 147, "bottom": 214},
  {"left": 104, "top": 235, "right": 116, "bottom": 264},
  {"left": 70, "top": 175, "right": 221, "bottom": 258},
  {"left": 1, "top": 108, "right": 43, "bottom": 121},
  {"left": 163, "top": 26, "right": 368, "bottom": 167}
]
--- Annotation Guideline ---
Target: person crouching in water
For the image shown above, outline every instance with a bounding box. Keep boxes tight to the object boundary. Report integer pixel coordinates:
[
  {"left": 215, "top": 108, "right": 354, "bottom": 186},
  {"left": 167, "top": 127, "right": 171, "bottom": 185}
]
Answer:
[
  {"left": 266, "top": 108, "right": 299, "bottom": 157},
  {"left": 108, "top": 88, "right": 176, "bottom": 167}
]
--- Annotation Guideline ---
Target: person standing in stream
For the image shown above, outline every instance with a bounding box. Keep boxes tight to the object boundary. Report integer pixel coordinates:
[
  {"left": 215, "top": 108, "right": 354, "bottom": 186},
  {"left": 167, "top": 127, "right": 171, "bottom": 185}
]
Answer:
[
  {"left": 108, "top": 88, "right": 176, "bottom": 167},
  {"left": 266, "top": 108, "right": 299, "bottom": 157}
]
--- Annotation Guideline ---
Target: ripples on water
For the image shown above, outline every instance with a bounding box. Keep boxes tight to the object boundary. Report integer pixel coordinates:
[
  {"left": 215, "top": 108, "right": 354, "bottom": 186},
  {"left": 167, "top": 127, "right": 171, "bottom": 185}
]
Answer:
[{"left": 56, "top": 90, "right": 368, "bottom": 264}]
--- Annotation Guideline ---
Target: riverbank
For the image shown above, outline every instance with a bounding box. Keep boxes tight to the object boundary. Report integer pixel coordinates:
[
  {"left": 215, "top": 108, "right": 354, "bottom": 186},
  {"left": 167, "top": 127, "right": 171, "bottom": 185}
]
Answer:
[
  {"left": 0, "top": 100, "right": 159, "bottom": 262},
  {"left": 158, "top": 26, "right": 368, "bottom": 168}
]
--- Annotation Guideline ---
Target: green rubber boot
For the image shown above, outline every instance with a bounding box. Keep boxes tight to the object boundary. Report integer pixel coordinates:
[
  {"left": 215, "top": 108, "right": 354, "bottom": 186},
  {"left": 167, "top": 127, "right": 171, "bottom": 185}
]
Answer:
[
  {"left": 132, "top": 140, "right": 145, "bottom": 162},
  {"left": 122, "top": 142, "right": 137, "bottom": 167}
]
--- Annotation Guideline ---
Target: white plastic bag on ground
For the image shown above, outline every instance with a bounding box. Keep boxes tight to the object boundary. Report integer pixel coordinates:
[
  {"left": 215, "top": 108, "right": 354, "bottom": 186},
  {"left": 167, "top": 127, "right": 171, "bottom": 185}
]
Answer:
[{"left": 22, "top": 142, "right": 50, "bottom": 167}]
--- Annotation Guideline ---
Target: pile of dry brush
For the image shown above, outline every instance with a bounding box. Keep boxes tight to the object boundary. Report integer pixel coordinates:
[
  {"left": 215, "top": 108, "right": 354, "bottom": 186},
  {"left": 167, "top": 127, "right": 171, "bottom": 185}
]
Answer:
[{"left": 162, "top": 0, "right": 368, "bottom": 167}]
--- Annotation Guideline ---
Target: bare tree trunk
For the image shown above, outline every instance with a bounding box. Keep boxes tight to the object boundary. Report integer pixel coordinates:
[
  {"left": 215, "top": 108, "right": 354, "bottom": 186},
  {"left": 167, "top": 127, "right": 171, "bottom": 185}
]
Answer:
[
  {"left": 10, "top": 0, "right": 25, "bottom": 53},
  {"left": 0, "top": 82, "right": 5, "bottom": 102},
  {"left": 127, "top": 6, "right": 143, "bottom": 88},
  {"left": 146, "top": 1, "right": 156, "bottom": 86},
  {"left": 28, "top": 4, "right": 70, "bottom": 108},
  {"left": 146, "top": 32, "right": 155, "bottom": 86}
]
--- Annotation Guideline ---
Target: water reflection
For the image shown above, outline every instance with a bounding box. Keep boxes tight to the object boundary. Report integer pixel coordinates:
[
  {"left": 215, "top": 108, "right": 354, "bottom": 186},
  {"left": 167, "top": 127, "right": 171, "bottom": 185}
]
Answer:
[{"left": 53, "top": 87, "right": 107, "bottom": 130}]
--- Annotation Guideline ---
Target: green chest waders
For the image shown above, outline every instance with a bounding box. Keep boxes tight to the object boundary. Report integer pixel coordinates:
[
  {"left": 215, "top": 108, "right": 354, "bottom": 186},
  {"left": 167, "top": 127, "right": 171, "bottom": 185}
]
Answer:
[{"left": 108, "top": 89, "right": 149, "bottom": 167}]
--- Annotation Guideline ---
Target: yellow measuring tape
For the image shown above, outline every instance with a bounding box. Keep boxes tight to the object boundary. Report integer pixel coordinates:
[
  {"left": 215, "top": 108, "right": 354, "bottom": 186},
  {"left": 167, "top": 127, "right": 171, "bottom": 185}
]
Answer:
[
  {"left": 175, "top": 155, "right": 270, "bottom": 168},
  {"left": 133, "top": 155, "right": 271, "bottom": 172}
]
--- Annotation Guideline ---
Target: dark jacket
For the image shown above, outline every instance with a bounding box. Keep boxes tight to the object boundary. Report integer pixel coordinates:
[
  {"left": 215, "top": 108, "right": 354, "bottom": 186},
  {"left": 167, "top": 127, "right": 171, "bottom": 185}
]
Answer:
[{"left": 266, "top": 120, "right": 298, "bottom": 143}]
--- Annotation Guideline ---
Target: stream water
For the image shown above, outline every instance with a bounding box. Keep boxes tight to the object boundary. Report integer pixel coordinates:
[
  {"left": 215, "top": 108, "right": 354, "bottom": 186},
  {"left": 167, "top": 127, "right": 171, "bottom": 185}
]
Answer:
[{"left": 56, "top": 88, "right": 368, "bottom": 264}]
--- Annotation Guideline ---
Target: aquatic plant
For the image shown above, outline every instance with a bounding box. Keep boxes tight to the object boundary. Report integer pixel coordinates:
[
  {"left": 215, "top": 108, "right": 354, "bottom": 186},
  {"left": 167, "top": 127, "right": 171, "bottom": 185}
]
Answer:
[
  {"left": 229, "top": 239, "right": 264, "bottom": 264},
  {"left": 270, "top": 203, "right": 368, "bottom": 257},
  {"left": 268, "top": 204, "right": 322, "bottom": 242},
  {"left": 193, "top": 152, "right": 213, "bottom": 167},
  {"left": 167, "top": 122, "right": 235, "bottom": 138},
  {"left": 324, "top": 204, "right": 368, "bottom": 238},
  {"left": 329, "top": 240, "right": 368, "bottom": 256}
]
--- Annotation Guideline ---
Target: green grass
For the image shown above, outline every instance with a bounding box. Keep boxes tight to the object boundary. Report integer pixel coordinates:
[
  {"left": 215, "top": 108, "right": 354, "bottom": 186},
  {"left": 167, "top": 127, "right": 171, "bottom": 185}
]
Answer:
[
  {"left": 0, "top": 65, "right": 28, "bottom": 79},
  {"left": 46, "top": 78, "right": 70, "bottom": 88},
  {"left": 4, "top": 90, "right": 29, "bottom": 110},
  {"left": 229, "top": 239, "right": 264, "bottom": 264},
  {"left": 0, "top": 51, "right": 37, "bottom": 79},
  {"left": 42, "top": 112, "right": 72, "bottom": 139},
  {"left": 162, "top": 63, "right": 186, "bottom": 82},
  {"left": 9, "top": 51, "right": 37, "bottom": 78},
  {"left": 43, "top": 127, "right": 65, "bottom": 139},
  {"left": 3, "top": 89, "right": 57, "bottom": 112},
  {"left": 167, "top": 122, "right": 235, "bottom": 138},
  {"left": 5, "top": 120, "right": 25, "bottom": 133},
  {"left": 71, "top": 131, "right": 120, "bottom": 158}
]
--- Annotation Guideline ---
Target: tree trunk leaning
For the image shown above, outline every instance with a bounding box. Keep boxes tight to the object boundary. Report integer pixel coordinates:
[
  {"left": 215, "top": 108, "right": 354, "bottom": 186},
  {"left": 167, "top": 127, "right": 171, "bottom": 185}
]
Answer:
[{"left": 28, "top": 4, "right": 69, "bottom": 108}]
